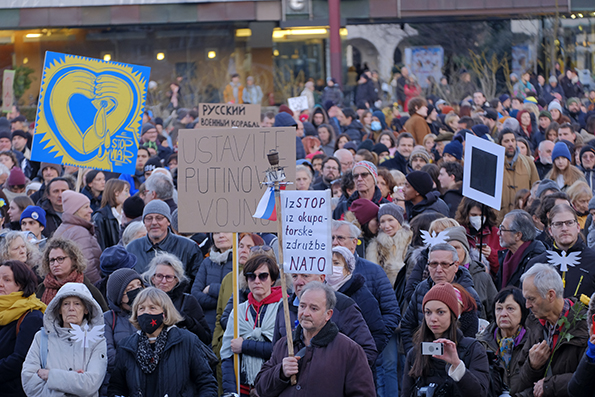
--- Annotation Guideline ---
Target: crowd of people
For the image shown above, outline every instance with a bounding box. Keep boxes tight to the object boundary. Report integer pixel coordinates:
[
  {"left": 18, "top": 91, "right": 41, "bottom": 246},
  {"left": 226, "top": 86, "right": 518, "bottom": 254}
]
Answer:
[{"left": 1, "top": 64, "right": 595, "bottom": 397}]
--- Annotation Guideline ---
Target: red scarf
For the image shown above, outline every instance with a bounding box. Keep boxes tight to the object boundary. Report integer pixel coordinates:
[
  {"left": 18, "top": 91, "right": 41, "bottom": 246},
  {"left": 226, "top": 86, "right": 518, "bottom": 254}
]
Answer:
[
  {"left": 501, "top": 240, "right": 531, "bottom": 288},
  {"left": 246, "top": 286, "right": 284, "bottom": 325},
  {"left": 41, "top": 271, "right": 84, "bottom": 305}
]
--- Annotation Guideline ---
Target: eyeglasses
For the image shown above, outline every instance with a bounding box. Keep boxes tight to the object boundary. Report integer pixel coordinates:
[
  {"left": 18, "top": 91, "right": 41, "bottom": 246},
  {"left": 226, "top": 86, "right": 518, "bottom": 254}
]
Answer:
[
  {"left": 323, "top": 165, "right": 339, "bottom": 171},
  {"left": 498, "top": 226, "right": 518, "bottom": 233},
  {"left": 49, "top": 256, "right": 68, "bottom": 265},
  {"left": 427, "top": 261, "right": 456, "bottom": 269},
  {"left": 353, "top": 172, "right": 371, "bottom": 180},
  {"left": 245, "top": 272, "right": 269, "bottom": 282},
  {"left": 550, "top": 219, "right": 577, "bottom": 229},
  {"left": 332, "top": 235, "right": 352, "bottom": 242},
  {"left": 153, "top": 273, "right": 177, "bottom": 282},
  {"left": 250, "top": 246, "right": 272, "bottom": 253},
  {"left": 145, "top": 215, "right": 166, "bottom": 223}
]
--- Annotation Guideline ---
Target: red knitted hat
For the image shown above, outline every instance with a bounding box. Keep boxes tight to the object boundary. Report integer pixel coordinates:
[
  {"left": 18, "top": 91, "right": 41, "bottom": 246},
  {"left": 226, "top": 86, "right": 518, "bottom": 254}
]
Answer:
[
  {"left": 422, "top": 283, "right": 460, "bottom": 317},
  {"left": 349, "top": 198, "right": 379, "bottom": 226}
]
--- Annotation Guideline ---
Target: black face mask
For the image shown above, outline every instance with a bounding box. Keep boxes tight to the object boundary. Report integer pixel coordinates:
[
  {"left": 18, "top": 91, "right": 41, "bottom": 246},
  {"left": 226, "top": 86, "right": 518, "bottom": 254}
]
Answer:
[
  {"left": 138, "top": 313, "right": 164, "bottom": 335},
  {"left": 126, "top": 288, "right": 142, "bottom": 306}
]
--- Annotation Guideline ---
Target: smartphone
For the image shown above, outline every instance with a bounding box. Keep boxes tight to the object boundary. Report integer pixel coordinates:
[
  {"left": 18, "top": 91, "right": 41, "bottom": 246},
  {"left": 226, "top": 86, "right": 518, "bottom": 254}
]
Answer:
[{"left": 421, "top": 342, "right": 444, "bottom": 356}]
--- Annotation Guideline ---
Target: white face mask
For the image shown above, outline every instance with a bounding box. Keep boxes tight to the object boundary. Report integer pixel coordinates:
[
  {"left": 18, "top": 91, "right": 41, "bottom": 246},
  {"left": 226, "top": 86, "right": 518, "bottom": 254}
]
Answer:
[
  {"left": 327, "top": 265, "right": 346, "bottom": 286},
  {"left": 469, "top": 215, "right": 485, "bottom": 231}
]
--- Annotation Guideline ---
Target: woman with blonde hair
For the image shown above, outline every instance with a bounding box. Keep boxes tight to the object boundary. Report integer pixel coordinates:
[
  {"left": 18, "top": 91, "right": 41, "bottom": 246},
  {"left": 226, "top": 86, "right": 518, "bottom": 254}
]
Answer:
[
  {"left": 545, "top": 142, "right": 586, "bottom": 191},
  {"left": 0, "top": 231, "right": 42, "bottom": 278},
  {"left": 566, "top": 181, "right": 593, "bottom": 229}
]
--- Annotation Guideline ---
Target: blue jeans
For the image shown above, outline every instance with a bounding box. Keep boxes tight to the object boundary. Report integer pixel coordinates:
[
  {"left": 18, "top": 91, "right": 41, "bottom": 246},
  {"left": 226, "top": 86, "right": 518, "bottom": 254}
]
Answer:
[{"left": 376, "top": 331, "right": 406, "bottom": 396}]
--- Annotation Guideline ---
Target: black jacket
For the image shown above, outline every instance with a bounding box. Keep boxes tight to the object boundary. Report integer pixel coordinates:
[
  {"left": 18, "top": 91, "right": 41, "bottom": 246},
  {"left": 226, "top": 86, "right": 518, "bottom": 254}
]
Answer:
[
  {"left": 496, "top": 239, "right": 546, "bottom": 290},
  {"left": 568, "top": 354, "right": 595, "bottom": 397},
  {"left": 535, "top": 160, "right": 553, "bottom": 180},
  {"left": 81, "top": 186, "right": 102, "bottom": 213},
  {"left": 379, "top": 151, "right": 409, "bottom": 174},
  {"left": 167, "top": 280, "right": 212, "bottom": 345},
  {"left": 405, "top": 191, "right": 450, "bottom": 221},
  {"left": 93, "top": 206, "right": 120, "bottom": 251},
  {"left": 342, "top": 119, "right": 365, "bottom": 143},
  {"left": 108, "top": 327, "right": 218, "bottom": 397},
  {"left": 38, "top": 198, "right": 62, "bottom": 238},
  {"left": 441, "top": 184, "right": 464, "bottom": 218}
]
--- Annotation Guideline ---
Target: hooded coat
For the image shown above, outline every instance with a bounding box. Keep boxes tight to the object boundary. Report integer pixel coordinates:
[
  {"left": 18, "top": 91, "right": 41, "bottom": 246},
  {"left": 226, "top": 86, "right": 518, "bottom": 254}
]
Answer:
[
  {"left": 21, "top": 283, "right": 107, "bottom": 397},
  {"left": 53, "top": 213, "right": 102, "bottom": 284},
  {"left": 405, "top": 191, "right": 450, "bottom": 221}
]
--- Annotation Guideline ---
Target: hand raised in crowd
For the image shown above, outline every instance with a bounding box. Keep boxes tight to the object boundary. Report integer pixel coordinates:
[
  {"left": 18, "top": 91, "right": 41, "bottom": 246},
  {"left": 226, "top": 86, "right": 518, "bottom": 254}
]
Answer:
[
  {"left": 529, "top": 340, "right": 550, "bottom": 370},
  {"left": 432, "top": 339, "right": 461, "bottom": 368},
  {"left": 533, "top": 378, "right": 545, "bottom": 397},
  {"left": 480, "top": 244, "right": 491, "bottom": 259},
  {"left": 282, "top": 356, "right": 301, "bottom": 378},
  {"left": 231, "top": 337, "right": 244, "bottom": 354}
]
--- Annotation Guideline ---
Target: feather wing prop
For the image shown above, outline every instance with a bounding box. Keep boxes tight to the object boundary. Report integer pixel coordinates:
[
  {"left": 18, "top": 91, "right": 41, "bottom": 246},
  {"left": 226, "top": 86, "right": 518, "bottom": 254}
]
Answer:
[
  {"left": 70, "top": 323, "right": 105, "bottom": 348},
  {"left": 546, "top": 250, "right": 581, "bottom": 272},
  {"left": 421, "top": 230, "right": 449, "bottom": 247}
]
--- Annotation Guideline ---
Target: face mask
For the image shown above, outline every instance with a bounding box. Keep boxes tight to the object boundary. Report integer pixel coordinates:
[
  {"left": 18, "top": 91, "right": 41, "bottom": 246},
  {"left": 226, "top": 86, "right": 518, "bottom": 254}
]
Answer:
[
  {"left": 469, "top": 215, "right": 485, "bottom": 231},
  {"left": 138, "top": 312, "right": 164, "bottom": 334},
  {"left": 371, "top": 121, "right": 382, "bottom": 131},
  {"left": 126, "top": 288, "right": 142, "bottom": 306},
  {"left": 327, "top": 265, "right": 346, "bottom": 286}
]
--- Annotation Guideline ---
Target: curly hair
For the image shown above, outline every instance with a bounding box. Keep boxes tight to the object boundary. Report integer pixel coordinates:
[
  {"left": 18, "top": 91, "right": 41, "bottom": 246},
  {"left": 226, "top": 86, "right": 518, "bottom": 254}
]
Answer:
[
  {"left": 0, "top": 231, "right": 41, "bottom": 272},
  {"left": 39, "top": 237, "right": 87, "bottom": 278}
]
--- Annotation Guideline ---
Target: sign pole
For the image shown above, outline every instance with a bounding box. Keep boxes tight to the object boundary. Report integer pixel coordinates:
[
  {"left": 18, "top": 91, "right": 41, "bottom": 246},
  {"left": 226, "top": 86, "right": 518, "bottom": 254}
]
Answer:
[
  {"left": 75, "top": 168, "right": 86, "bottom": 193},
  {"left": 266, "top": 151, "right": 297, "bottom": 386},
  {"left": 232, "top": 232, "right": 240, "bottom": 395}
]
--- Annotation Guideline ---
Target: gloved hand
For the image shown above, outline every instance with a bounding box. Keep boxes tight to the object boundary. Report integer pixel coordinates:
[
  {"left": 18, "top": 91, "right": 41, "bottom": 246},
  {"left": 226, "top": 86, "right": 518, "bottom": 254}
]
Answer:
[{"left": 586, "top": 338, "right": 595, "bottom": 362}]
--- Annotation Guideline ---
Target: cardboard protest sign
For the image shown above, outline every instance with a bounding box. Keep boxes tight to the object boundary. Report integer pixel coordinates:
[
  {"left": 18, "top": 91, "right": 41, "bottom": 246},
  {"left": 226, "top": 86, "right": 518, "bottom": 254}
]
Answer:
[
  {"left": 31, "top": 51, "right": 150, "bottom": 173},
  {"left": 178, "top": 127, "right": 296, "bottom": 233},
  {"left": 281, "top": 190, "right": 332, "bottom": 275},
  {"left": 287, "top": 96, "right": 309, "bottom": 113},
  {"left": 462, "top": 134, "right": 505, "bottom": 211},
  {"left": 197, "top": 103, "right": 261, "bottom": 128},
  {"left": 1, "top": 70, "right": 15, "bottom": 113}
]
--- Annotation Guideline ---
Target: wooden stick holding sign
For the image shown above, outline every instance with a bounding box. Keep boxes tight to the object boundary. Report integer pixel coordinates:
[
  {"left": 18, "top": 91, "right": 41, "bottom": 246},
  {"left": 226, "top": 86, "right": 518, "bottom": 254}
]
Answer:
[
  {"left": 264, "top": 150, "right": 297, "bottom": 385},
  {"left": 232, "top": 233, "right": 240, "bottom": 396}
]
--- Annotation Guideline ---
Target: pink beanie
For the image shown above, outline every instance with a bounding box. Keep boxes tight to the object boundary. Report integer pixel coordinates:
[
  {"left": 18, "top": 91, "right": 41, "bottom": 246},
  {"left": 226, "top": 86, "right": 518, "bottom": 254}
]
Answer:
[{"left": 62, "top": 190, "right": 90, "bottom": 215}]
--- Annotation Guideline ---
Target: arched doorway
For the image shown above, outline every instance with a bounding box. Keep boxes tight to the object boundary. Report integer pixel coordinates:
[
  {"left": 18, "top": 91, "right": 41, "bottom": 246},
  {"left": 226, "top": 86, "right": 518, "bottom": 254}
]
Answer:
[{"left": 345, "top": 38, "right": 380, "bottom": 72}]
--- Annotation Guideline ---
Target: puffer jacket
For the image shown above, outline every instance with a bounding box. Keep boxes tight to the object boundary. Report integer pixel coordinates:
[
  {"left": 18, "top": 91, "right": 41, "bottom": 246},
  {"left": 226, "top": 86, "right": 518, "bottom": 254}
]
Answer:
[
  {"left": 405, "top": 190, "right": 450, "bottom": 221},
  {"left": 21, "top": 283, "right": 107, "bottom": 397},
  {"left": 93, "top": 206, "right": 120, "bottom": 251},
  {"left": 401, "top": 329, "right": 490, "bottom": 397},
  {"left": 53, "top": 213, "right": 102, "bottom": 284},
  {"left": 476, "top": 321, "right": 529, "bottom": 396},
  {"left": 514, "top": 300, "right": 588, "bottom": 397},
  {"left": 190, "top": 248, "right": 232, "bottom": 332},
  {"left": 401, "top": 267, "right": 482, "bottom": 353},
  {"left": 467, "top": 259, "right": 498, "bottom": 322},
  {"left": 108, "top": 327, "right": 218, "bottom": 397},
  {"left": 338, "top": 273, "right": 386, "bottom": 353},
  {"left": 366, "top": 227, "right": 413, "bottom": 286}
]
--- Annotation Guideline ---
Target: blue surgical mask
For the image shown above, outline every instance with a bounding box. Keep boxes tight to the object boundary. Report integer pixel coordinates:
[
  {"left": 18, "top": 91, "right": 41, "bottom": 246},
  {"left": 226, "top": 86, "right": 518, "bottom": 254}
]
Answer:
[{"left": 371, "top": 121, "right": 382, "bottom": 131}]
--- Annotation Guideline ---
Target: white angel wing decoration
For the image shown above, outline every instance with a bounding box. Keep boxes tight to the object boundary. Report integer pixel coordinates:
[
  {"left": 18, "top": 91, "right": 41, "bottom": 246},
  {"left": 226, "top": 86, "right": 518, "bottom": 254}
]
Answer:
[
  {"left": 546, "top": 250, "right": 581, "bottom": 272},
  {"left": 421, "top": 230, "right": 449, "bottom": 247},
  {"left": 70, "top": 323, "right": 105, "bottom": 348}
]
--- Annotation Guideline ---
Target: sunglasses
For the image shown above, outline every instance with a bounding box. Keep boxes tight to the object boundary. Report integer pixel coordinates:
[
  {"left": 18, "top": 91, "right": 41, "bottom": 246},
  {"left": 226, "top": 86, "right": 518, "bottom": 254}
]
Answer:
[
  {"left": 245, "top": 272, "right": 269, "bottom": 282},
  {"left": 250, "top": 245, "right": 272, "bottom": 252}
]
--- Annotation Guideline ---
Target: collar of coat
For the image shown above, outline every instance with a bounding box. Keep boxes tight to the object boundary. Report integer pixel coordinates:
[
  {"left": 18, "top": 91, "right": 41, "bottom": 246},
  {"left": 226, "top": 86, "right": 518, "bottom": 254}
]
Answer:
[
  {"left": 142, "top": 230, "right": 172, "bottom": 252},
  {"left": 293, "top": 320, "right": 340, "bottom": 348}
]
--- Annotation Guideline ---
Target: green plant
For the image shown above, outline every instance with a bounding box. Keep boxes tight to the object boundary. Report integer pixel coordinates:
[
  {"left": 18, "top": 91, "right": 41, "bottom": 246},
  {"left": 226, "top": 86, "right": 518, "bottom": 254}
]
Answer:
[{"left": 13, "top": 65, "right": 35, "bottom": 104}]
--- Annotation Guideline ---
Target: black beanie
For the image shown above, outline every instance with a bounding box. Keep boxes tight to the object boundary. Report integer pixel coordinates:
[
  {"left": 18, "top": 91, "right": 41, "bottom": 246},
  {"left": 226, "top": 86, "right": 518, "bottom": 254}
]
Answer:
[
  {"left": 123, "top": 195, "right": 145, "bottom": 219},
  {"left": 406, "top": 171, "right": 434, "bottom": 197},
  {"left": 106, "top": 268, "right": 143, "bottom": 307}
]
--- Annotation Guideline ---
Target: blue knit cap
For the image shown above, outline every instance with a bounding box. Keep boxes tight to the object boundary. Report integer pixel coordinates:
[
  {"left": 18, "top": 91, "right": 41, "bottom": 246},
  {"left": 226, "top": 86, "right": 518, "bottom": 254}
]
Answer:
[
  {"left": 20, "top": 205, "right": 46, "bottom": 227},
  {"left": 552, "top": 141, "right": 571, "bottom": 162},
  {"left": 443, "top": 140, "right": 463, "bottom": 160}
]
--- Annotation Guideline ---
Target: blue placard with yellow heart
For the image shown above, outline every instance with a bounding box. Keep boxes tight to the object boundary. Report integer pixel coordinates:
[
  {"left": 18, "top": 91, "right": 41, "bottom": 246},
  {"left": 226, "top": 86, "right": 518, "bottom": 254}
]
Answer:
[{"left": 31, "top": 51, "right": 150, "bottom": 174}]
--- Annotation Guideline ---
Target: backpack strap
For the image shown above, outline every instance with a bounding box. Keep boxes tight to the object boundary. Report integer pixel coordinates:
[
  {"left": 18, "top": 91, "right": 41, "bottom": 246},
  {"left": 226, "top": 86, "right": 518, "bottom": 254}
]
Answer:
[
  {"left": 39, "top": 327, "right": 48, "bottom": 369},
  {"left": 15, "top": 310, "right": 31, "bottom": 336}
]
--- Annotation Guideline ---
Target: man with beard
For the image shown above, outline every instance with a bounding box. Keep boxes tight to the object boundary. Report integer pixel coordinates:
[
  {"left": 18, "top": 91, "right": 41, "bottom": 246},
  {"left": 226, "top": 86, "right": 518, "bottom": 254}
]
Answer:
[
  {"left": 535, "top": 140, "right": 554, "bottom": 179},
  {"left": 580, "top": 145, "right": 595, "bottom": 195},
  {"left": 312, "top": 157, "right": 341, "bottom": 190},
  {"left": 567, "top": 97, "right": 588, "bottom": 131},
  {"left": 500, "top": 129, "right": 540, "bottom": 219}
]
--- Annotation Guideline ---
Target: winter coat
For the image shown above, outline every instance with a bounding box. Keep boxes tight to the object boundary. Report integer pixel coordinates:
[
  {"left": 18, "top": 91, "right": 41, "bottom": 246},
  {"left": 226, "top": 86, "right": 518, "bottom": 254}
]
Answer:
[
  {"left": 366, "top": 227, "right": 413, "bottom": 286},
  {"left": 401, "top": 267, "right": 482, "bottom": 353},
  {"left": 22, "top": 283, "right": 107, "bottom": 397},
  {"left": 53, "top": 213, "right": 102, "bottom": 284},
  {"left": 0, "top": 308, "right": 44, "bottom": 397},
  {"left": 467, "top": 225, "right": 503, "bottom": 276},
  {"left": 568, "top": 354, "right": 595, "bottom": 397},
  {"left": 36, "top": 275, "right": 108, "bottom": 313},
  {"left": 102, "top": 304, "right": 137, "bottom": 397},
  {"left": 321, "top": 85, "right": 343, "bottom": 106},
  {"left": 337, "top": 273, "right": 386, "bottom": 353},
  {"left": 333, "top": 186, "right": 389, "bottom": 220},
  {"left": 502, "top": 151, "right": 540, "bottom": 220},
  {"left": 355, "top": 79, "right": 378, "bottom": 107},
  {"left": 38, "top": 198, "right": 62, "bottom": 239},
  {"left": 467, "top": 258, "right": 498, "bottom": 322},
  {"left": 379, "top": 150, "right": 409, "bottom": 174},
  {"left": 223, "top": 82, "right": 244, "bottom": 104},
  {"left": 496, "top": 240, "right": 547, "bottom": 290},
  {"left": 255, "top": 321, "right": 375, "bottom": 397},
  {"left": 477, "top": 320, "right": 529, "bottom": 396},
  {"left": 580, "top": 166, "right": 595, "bottom": 196},
  {"left": 404, "top": 113, "right": 431, "bottom": 145},
  {"left": 190, "top": 248, "right": 232, "bottom": 332},
  {"left": 167, "top": 280, "right": 211, "bottom": 345},
  {"left": 401, "top": 329, "right": 490, "bottom": 397},
  {"left": 541, "top": 83, "right": 565, "bottom": 104},
  {"left": 442, "top": 185, "right": 464, "bottom": 219},
  {"left": 342, "top": 119, "right": 365, "bottom": 143},
  {"left": 527, "top": 238, "right": 595, "bottom": 299},
  {"left": 272, "top": 291, "right": 378, "bottom": 367},
  {"left": 81, "top": 186, "right": 102, "bottom": 213},
  {"left": 126, "top": 231, "right": 203, "bottom": 279},
  {"left": 514, "top": 301, "right": 588, "bottom": 397},
  {"left": 92, "top": 206, "right": 120, "bottom": 251},
  {"left": 535, "top": 160, "right": 553, "bottom": 180},
  {"left": 108, "top": 327, "right": 218, "bottom": 397},
  {"left": 242, "top": 84, "right": 263, "bottom": 105},
  {"left": 405, "top": 190, "right": 450, "bottom": 221},
  {"left": 403, "top": 246, "right": 429, "bottom": 303}
]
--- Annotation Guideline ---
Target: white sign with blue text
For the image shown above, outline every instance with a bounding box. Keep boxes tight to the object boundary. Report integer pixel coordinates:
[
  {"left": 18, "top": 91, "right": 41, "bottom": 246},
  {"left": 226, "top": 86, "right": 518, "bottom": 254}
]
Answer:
[{"left": 281, "top": 190, "right": 332, "bottom": 275}]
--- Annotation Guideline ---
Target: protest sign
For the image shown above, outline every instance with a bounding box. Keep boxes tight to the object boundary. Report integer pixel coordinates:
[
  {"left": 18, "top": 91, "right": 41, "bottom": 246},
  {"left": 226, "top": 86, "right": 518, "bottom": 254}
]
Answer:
[
  {"left": 287, "top": 96, "right": 309, "bottom": 113},
  {"left": 178, "top": 127, "right": 296, "bottom": 233},
  {"left": 31, "top": 51, "right": 150, "bottom": 174},
  {"left": 462, "top": 133, "right": 505, "bottom": 211},
  {"left": 1, "top": 70, "right": 15, "bottom": 113},
  {"left": 280, "top": 190, "right": 332, "bottom": 275},
  {"left": 197, "top": 103, "right": 261, "bottom": 128}
]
